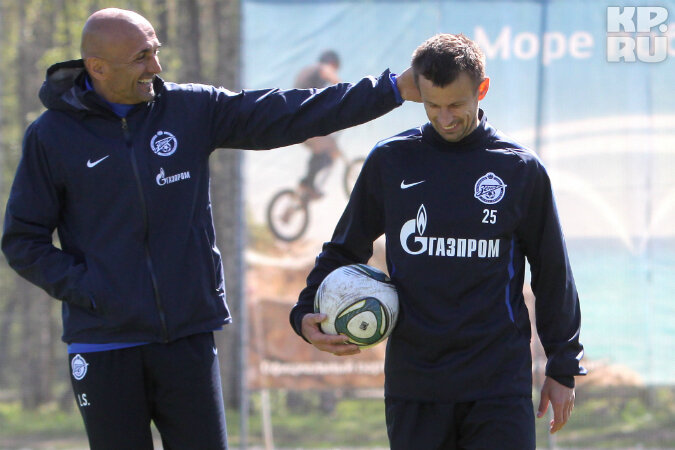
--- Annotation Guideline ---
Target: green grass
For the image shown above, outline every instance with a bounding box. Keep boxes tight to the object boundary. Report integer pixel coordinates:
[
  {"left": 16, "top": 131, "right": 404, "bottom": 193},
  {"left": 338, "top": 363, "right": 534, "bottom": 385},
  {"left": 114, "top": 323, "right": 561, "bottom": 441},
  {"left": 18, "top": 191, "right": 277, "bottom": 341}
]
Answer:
[
  {"left": 2, "top": 387, "right": 675, "bottom": 449},
  {"left": 535, "top": 386, "right": 675, "bottom": 448},
  {"left": 0, "top": 401, "right": 87, "bottom": 449},
  {"left": 0, "top": 402, "right": 84, "bottom": 437},
  {"left": 263, "top": 395, "right": 388, "bottom": 448}
]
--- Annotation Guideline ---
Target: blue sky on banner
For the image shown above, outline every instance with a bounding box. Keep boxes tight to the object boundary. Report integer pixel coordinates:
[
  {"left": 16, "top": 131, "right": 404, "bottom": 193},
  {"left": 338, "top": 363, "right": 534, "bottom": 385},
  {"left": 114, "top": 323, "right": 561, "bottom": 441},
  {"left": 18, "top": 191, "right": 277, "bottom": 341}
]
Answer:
[
  {"left": 242, "top": 0, "right": 675, "bottom": 131},
  {"left": 243, "top": 0, "right": 675, "bottom": 241}
]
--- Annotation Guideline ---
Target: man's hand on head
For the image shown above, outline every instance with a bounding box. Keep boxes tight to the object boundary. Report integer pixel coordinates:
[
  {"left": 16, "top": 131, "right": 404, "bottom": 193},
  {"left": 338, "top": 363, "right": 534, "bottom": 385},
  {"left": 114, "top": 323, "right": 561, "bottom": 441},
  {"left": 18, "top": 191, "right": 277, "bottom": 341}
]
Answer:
[{"left": 396, "top": 67, "right": 421, "bottom": 103}]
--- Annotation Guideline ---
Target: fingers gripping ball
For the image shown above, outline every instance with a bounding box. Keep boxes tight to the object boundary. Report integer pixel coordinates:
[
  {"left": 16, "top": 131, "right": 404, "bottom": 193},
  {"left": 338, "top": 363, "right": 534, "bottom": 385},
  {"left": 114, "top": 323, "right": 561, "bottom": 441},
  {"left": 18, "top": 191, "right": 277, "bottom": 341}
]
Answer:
[{"left": 314, "top": 264, "right": 399, "bottom": 348}]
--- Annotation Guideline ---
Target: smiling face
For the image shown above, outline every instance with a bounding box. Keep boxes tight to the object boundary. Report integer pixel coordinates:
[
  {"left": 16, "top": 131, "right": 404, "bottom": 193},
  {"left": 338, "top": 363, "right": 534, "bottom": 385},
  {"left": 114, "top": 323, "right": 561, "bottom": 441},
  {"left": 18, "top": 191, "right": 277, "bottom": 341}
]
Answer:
[
  {"left": 411, "top": 34, "right": 489, "bottom": 142},
  {"left": 100, "top": 27, "right": 162, "bottom": 104},
  {"left": 418, "top": 72, "right": 489, "bottom": 142},
  {"left": 82, "top": 9, "right": 162, "bottom": 104}
]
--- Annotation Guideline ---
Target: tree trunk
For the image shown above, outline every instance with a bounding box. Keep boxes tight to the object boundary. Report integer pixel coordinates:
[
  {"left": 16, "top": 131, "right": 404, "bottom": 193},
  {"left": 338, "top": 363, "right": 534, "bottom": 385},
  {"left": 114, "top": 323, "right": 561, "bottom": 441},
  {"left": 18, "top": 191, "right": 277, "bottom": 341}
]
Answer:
[
  {"left": 209, "top": 0, "right": 243, "bottom": 410},
  {"left": 176, "top": 0, "right": 202, "bottom": 82},
  {"left": 14, "top": 0, "right": 59, "bottom": 410},
  {"left": 15, "top": 0, "right": 36, "bottom": 410},
  {"left": 153, "top": 0, "right": 170, "bottom": 45},
  {"left": 0, "top": 296, "right": 18, "bottom": 386},
  {"left": 0, "top": 0, "right": 4, "bottom": 193}
]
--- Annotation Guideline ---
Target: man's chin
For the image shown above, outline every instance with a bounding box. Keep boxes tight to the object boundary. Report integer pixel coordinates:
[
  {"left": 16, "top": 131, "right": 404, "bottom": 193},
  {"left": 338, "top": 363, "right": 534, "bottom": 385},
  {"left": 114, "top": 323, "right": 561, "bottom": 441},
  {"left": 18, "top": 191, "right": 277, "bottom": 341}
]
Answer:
[
  {"left": 137, "top": 83, "right": 156, "bottom": 102},
  {"left": 137, "top": 91, "right": 156, "bottom": 103},
  {"left": 438, "top": 130, "right": 464, "bottom": 143}
]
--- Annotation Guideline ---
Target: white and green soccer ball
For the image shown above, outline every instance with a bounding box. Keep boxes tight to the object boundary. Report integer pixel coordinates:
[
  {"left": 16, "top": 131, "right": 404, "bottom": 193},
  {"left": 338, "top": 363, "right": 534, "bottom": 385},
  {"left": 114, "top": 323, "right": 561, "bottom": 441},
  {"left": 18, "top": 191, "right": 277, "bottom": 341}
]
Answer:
[{"left": 314, "top": 264, "right": 399, "bottom": 348}]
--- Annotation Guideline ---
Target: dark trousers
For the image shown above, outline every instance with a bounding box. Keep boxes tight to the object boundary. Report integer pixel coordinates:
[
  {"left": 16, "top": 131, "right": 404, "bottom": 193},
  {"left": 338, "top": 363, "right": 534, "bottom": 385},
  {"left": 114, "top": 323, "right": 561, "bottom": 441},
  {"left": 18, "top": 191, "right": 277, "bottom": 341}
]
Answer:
[
  {"left": 385, "top": 395, "right": 535, "bottom": 450},
  {"left": 69, "top": 332, "right": 227, "bottom": 449}
]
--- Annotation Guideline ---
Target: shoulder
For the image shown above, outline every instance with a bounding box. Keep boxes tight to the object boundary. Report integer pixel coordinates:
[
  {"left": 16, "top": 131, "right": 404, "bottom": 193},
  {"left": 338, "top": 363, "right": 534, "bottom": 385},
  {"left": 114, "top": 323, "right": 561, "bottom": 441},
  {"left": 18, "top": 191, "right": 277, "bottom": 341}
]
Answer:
[
  {"left": 488, "top": 127, "right": 545, "bottom": 170},
  {"left": 364, "top": 127, "right": 424, "bottom": 167},
  {"left": 26, "top": 110, "right": 59, "bottom": 142},
  {"left": 372, "top": 127, "right": 423, "bottom": 153},
  {"left": 159, "top": 82, "right": 241, "bottom": 113}
]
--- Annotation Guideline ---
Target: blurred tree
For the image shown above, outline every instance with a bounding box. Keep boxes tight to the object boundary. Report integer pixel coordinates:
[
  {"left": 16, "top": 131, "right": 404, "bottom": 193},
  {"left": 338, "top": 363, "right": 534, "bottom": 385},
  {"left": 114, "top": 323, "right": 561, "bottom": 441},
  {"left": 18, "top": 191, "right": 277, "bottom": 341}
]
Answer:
[
  {"left": 207, "top": 0, "right": 244, "bottom": 410},
  {"left": 11, "top": 0, "right": 59, "bottom": 409},
  {"left": 154, "top": 0, "right": 170, "bottom": 45},
  {"left": 0, "top": 0, "right": 12, "bottom": 390},
  {"left": 177, "top": 0, "right": 203, "bottom": 81},
  {"left": 0, "top": 0, "right": 4, "bottom": 194}
]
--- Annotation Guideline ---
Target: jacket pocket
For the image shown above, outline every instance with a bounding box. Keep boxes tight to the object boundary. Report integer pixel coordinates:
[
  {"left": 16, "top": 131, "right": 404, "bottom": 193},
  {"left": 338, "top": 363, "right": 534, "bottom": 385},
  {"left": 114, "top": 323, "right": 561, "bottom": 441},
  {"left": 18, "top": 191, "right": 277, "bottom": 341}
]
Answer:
[
  {"left": 75, "top": 265, "right": 108, "bottom": 315},
  {"left": 202, "top": 226, "right": 224, "bottom": 294}
]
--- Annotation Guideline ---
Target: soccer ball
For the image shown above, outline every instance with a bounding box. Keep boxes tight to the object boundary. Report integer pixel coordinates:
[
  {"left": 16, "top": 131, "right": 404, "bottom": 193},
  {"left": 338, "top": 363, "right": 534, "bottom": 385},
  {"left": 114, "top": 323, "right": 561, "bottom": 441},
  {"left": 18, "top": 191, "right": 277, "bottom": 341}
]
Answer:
[{"left": 314, "top": 264, "right": 399, "bottom": 348}]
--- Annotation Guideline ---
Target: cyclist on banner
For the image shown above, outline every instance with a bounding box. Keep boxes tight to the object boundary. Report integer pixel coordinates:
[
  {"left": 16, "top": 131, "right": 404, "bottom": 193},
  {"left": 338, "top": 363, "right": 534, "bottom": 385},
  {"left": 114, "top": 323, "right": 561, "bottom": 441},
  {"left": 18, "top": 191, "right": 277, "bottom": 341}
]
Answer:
[{"left": 295, "top": 50, "right": 342, "bottom": 199}]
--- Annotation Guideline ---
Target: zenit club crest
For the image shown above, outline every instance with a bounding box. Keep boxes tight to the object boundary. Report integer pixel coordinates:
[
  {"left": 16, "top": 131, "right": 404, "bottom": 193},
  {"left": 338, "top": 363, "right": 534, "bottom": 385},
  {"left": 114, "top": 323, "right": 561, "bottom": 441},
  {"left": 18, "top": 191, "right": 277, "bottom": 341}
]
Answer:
[
  {"left": 474, "top": 172, "right": 507, "bottom": 205},
  {"left": 150, "top": 130, "right": 178, "bottom": 157},
  {"left": 71, "top": 354, "right": 89, "bottom": 381}
]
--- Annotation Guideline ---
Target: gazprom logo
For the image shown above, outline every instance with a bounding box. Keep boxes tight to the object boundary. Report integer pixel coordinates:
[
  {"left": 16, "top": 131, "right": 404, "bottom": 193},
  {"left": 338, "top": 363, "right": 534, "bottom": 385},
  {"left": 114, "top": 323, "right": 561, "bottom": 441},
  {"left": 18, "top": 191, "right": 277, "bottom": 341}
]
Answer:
[
  {"left": 400, "top": 205, "right": 428, "bottom": 255},
  {"left": 156, "top": 167, "right": 191, "bottom": 186},
  {"left": 399, "top": 204, "right": 500, "bottom": 258}
]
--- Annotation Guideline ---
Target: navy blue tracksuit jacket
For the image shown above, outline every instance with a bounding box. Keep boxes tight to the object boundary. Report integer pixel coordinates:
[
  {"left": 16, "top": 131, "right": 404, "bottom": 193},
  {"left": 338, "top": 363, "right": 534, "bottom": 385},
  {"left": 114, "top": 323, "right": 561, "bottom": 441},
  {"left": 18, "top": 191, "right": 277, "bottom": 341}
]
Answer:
[
  {"left": 291, "top": 111, "right": 585, "bottom": 402},
  {"left": 1, "top": 59, "right": 402, "bottom": 344}
]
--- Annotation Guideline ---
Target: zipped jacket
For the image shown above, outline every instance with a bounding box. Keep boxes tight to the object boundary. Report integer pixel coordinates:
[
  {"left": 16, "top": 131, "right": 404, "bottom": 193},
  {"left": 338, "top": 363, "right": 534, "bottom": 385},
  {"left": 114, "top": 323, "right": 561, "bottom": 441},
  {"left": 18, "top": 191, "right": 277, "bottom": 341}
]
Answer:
[
  {"left": 291, "top": 112, "right": 585, "bottom": 402},
  {"left": 2, "top": 59, "right": 402, "bottom": 344}
]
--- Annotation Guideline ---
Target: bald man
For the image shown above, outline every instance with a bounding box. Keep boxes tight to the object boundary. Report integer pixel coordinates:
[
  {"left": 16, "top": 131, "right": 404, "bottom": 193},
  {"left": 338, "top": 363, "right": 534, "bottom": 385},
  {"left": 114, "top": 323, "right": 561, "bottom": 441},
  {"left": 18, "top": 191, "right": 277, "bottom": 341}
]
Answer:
[
  {"left": 2, "top": 8, "right": 418, "bottom": 449},
  {"left": 80, "top": 8, "right": 162, "bottom": 105}
]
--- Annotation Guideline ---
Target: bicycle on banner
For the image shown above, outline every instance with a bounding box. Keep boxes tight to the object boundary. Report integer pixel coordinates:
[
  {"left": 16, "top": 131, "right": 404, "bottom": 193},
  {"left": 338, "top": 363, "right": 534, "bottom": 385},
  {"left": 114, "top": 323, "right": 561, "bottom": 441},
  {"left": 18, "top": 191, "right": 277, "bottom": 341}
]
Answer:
[{"left": 266, "top": 150, "right": 365, "bottom": 242}]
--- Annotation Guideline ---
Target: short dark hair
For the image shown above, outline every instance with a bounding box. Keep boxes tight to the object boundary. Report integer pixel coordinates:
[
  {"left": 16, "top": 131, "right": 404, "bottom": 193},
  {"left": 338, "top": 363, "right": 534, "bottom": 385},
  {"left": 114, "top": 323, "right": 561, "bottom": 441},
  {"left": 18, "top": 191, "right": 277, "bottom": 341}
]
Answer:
[
  {"left": 411, "top": 34, "right": 485, "bottom": 88},
  {"left": 319, "top": 49, "right": 340, "bottom": 67}
]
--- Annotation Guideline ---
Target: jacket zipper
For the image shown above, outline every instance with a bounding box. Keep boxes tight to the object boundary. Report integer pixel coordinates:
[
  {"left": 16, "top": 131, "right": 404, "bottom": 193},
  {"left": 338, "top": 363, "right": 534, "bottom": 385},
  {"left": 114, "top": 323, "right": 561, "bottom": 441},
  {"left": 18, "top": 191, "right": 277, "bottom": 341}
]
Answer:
[{"left": 121, "top": 117, "right": 169, "bottom": 342}]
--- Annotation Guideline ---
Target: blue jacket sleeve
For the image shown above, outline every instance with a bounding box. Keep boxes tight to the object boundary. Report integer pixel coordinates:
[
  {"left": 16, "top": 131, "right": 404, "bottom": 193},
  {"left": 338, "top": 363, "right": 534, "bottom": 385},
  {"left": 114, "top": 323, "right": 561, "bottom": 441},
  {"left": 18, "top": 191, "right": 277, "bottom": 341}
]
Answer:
[
  {"left": 289, "top": 149, "right": 385, "bottom": 338},
  {"left": 516, "top": 159, "right": 586, "bottom": 386},
  {"left": 210, "top": 70, "right": 402, "bottom": 150},
  {"left": 1, "top": 123, "right": 93, "bottom": 310}
]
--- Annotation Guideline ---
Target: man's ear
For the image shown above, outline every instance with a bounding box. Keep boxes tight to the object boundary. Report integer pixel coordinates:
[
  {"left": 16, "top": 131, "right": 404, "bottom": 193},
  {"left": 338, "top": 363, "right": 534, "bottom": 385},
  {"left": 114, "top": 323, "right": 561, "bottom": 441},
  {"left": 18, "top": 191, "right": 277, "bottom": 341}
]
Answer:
[
  {"left": 477, "top": 78, "right": 490, "bottom": 101},
  {"left": 84, "top": 57, "right": 107, "bottom": 81}
]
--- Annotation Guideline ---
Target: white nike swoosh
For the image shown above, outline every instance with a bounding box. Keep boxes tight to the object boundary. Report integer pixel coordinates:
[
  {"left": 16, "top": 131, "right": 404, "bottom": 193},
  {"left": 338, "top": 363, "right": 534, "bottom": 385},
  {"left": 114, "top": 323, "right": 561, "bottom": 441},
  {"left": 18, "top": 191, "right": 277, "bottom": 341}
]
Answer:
[
  {"left": 86, "top": 155, "right": 110, "bottom": 168},
  {"left": 400, "top": 180, "right": 426, "bottom": 189}
]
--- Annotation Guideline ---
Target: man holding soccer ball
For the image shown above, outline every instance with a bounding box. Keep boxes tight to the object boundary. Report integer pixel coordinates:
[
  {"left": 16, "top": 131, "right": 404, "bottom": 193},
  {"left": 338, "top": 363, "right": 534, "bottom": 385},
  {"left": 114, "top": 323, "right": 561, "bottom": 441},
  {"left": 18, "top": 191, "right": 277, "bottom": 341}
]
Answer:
[
  {"left": 1, "top": 7, "right": 421, "bottom": 449},
  {"left": 291, "top": 34, "right": 585, "bottom": 449}
]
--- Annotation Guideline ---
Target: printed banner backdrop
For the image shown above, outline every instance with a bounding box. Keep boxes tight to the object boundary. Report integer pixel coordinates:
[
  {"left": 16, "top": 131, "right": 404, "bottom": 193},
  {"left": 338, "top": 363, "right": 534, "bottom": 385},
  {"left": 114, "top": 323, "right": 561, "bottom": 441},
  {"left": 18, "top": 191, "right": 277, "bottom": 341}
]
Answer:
[{"left": 242, "top": 0, "right": 675, "bottom": 388}]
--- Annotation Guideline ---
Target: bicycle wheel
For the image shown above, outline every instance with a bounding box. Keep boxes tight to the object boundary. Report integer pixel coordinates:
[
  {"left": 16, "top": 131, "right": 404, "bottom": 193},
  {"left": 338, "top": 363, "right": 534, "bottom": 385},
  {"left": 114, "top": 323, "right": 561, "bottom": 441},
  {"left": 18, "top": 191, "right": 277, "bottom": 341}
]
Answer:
[
  {"left": 343, "top": 156, "right": 366, "bottom": 196},
  {"left": 266, "top": 189, "right": 310, "bottom": 242}
]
